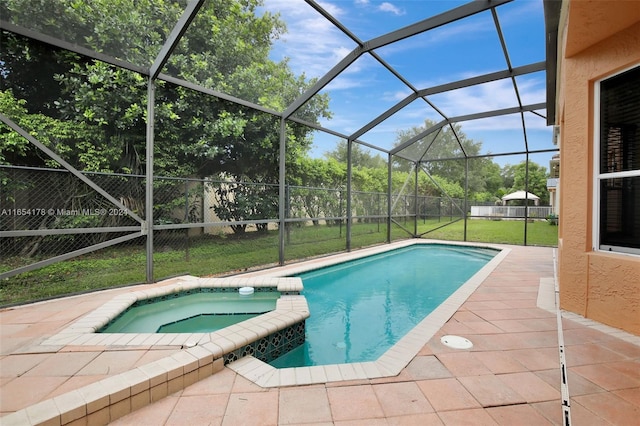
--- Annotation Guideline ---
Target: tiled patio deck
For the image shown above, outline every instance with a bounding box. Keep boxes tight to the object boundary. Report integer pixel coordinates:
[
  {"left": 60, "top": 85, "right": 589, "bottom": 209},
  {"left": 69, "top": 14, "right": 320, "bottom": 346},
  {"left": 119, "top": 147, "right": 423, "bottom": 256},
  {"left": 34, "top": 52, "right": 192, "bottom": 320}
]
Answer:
[{"left": 1, "top": 243, "right": 639, "bottom": 425}]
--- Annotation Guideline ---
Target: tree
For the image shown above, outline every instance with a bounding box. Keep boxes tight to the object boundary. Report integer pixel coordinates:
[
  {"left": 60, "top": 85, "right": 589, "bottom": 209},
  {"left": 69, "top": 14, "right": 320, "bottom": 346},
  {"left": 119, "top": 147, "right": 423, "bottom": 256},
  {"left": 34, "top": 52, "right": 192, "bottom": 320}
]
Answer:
[
  {"left": 1, "top": 0, "right": 332, "bottom": 236},
  {"left": 286, "top": 157, "right": 346, "bottom": 225},
  {"left": 393, "top": 120, "right": 493, "bottom": 196},
  {"left": 325, "top": 140, "right": 386, "bottom": 169},
  {"left": 508, "top": 161, "right": 550, "bottom": 205}
]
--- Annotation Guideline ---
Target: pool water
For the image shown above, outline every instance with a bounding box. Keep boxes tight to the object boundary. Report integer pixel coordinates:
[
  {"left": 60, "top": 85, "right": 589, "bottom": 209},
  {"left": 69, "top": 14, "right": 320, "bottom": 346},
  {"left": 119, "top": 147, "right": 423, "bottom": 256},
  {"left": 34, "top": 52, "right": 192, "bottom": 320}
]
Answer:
[
  {"left": 99, "top": 291, "right": 279, "bottom": 333},
  {"left": 269, "top": 244, "right": 497, "bottom": 368}
]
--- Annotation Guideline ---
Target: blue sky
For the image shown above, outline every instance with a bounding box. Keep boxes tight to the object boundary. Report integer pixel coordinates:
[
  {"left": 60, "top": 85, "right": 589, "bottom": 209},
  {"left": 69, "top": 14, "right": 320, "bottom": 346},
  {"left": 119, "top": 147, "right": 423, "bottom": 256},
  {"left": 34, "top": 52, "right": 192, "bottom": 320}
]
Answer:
[{"left": 262, "top": 0, "right": 554, "bottom": 168}]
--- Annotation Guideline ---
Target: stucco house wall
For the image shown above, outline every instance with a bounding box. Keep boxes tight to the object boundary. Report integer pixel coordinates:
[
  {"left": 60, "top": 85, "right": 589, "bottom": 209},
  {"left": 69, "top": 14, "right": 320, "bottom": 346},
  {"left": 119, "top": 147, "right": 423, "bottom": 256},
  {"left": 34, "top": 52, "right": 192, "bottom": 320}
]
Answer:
[{"left": 555, "top": 1, "right": 640, "bottom": 335}]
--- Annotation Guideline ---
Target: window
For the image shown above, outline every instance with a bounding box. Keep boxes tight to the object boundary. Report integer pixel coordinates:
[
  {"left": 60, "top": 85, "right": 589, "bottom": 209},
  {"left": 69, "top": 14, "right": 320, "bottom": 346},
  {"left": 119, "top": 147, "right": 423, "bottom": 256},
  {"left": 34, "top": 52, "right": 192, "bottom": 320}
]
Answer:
[{"left": 595, "top": 65, "right": 640, "bottom": 255}]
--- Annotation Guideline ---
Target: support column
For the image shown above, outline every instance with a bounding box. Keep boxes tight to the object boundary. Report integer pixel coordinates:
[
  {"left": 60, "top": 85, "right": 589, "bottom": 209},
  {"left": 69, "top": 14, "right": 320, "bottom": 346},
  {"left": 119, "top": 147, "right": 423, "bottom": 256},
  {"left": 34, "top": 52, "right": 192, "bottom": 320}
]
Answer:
[
  {"left": 464, "top": 157, "right": 469, "bottom": 242},
  {"left": 278, "top": 118, "right": 286, "bottom": 264},
  {"left": 414, "top": 162, "right": 419, "bottom": 237},
  {"left": 346, "top": 139, "right": 352, "bottom": 251},
  {"left": 145, "top": 80, "right": 155, "bottom": 283},
  {"left": 524, "top": 153, "right": 530, "bottom": 245},
  {"left": 387, "top": 153, "right": 392, "bottom": 243}
]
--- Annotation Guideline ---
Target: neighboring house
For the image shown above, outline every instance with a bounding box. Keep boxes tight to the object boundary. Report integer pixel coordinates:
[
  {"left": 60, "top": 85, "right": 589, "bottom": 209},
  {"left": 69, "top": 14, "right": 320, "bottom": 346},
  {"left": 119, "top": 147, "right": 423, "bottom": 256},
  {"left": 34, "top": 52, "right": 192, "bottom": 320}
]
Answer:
[
  {"left": 546, "top": 0, "right": 640, "bottom": 334},
  {"left": 546, "top": 178, "right": 559, "bottom": 215},
  {"left": 547, "top": 154, "right": 560, "bottom": 215}
]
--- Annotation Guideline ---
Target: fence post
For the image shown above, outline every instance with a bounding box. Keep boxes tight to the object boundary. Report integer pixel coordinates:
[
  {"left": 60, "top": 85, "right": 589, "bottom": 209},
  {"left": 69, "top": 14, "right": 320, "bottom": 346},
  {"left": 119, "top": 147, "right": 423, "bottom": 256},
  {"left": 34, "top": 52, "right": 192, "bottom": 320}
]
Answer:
[
  {"left": 285, "top": 184, "right": 290, "bottom": 245},
  {"left": 346, "top": 140, "right": 352, "bottom": 251},
  {"left": 463, "top": 157, "right": 468, "bottom": 242},
  {"left": 184, "top": 179, "right": 190, "bottom": 262},
  {"left": 387, "top": 153, "right": 392, "bottom": 243}
]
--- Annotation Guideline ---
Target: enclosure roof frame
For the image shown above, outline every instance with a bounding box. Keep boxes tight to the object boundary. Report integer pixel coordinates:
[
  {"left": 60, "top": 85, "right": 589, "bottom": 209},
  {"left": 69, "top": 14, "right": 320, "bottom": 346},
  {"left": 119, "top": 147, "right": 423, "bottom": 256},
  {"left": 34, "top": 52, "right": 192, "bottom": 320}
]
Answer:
[{"left": 0, "top": 0, "right": 561, "bottom": 162}]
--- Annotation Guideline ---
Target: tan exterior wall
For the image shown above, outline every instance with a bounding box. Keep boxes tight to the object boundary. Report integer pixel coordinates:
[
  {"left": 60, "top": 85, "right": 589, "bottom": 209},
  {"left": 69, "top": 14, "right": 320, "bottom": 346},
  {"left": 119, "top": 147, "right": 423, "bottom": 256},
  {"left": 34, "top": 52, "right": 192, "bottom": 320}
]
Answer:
[{"left": 556, "top": 5, "right": 640, "bottom": 335}]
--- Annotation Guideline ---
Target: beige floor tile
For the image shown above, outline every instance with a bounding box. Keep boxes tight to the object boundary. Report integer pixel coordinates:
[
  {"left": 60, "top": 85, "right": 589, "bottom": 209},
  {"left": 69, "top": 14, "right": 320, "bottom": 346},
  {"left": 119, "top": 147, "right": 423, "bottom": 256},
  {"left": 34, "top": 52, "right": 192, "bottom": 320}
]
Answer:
[
  {"left": 498, "top": 372, "right": 560, "bottom": 403},
  {"left": 486, "top": 404, "right": 554, "bottom": 425},
  {"left": 566, "top": 399, "right": 614, "bottom": 426},
  {"left": 458, "top": 375, "right": 526, "bottom": 407},
  {"left": 230, "top": 372, "right": 271, "bottom": 393},
  {"left": 327, "top": 384, "right": 385, "bottom": 422},
  {"left": 536, "top": 368, "right": 608, "bottom": 397},
  {"left": 334, "top": 418, "right": 387, "bottom": 426},
  {"left": 278, "top": 386, "right": 331, "bottom": 424},
  {"left": 0, "top": 337, "right": 37, "bottom": 356},
  {"left": 76, "top": 350, "right": 146, "bottom": 375},
  {"left": 134, "top": 348, "right": 180, "bottom": 367},
  {"left": 435, "top": 352, "right": 492, "bottom": 377},
  {"left": 566, "top": 343, "right": 628, "bottom": 366},
  {"left": 45, "top": 374, "right": 106, "bottom": 398},
  {"left": 473, "top": 350, "right": 528, "bottom": 374},
  {"left": 110, "top": 393, "right": 179, "bottom": 425},
  {"left": 373, "top": 381, "right": 434, "bottom": 417},
  {"left": 0, "top": 353, "right": 52, "bottom": 377},
  {"left": 384, "top": 412, "right": 444, "bottom": 425},
  {"left": 222, "top": 391, "right": 279, "bottom": 426},
  {"left": 439, "top": 320, "right": 475, "bottom": 336},
  {"left": 614, "top": 387, "right": 640, "bottom": 407},
  {"left": 508, "top": 347, "right": 559, "bottom": 371},
  {"left": 603, "top": 339, "right": 640, "bottom": 359},
  {"left": 182, "top": 368, "right": 236, "bottom": 396},
  {"left": 403, "top": 355, "right": 452, "bottom": 380},
  {"left": 165, "top": 394, "right": 228, "bottom": 426},
  {"left": 608, "top": 360, "right": 640, "bottom": 380},
  {"left": 460, "top": 320, "right": 504, "bottom": 334},
  {"left": 571, "top": 364, "right": 640, "bottom": 391},
  {"left": 489, "top": 319, "right": 537, "bottom": 333},
  {"left": 452, "top": 311, "right": 485, "bottom": 322},
  {"left": 437, "top": 407, "right": 498, "bottom": 425},
  {"left": 468, "top": 333, "right": 529, "bottom": 351},
  {"left": 8, "top": 320, "right": 71, "bottom": 338},
  {"left": 530, "top": 400, "right": 564, "bottom": 425},
  {"left": 573, "top": 392, "right": 640, "bottom": 425},
  {"left": 417, "top": 378, "right": 481, "bottom": 412},
  {"left": 23, "top": 351, "right": 101, "bottom": 377},
  {"left": 0, "top": 375, "right": 68, "bottom": 412}
]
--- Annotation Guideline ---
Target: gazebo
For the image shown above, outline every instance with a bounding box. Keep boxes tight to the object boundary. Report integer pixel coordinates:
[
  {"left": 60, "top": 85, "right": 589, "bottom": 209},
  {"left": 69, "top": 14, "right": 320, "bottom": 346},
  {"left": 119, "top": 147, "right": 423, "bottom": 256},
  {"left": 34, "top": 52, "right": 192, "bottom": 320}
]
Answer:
[{"left": 502, "top": 190, "right": 540, "bottom": 206}]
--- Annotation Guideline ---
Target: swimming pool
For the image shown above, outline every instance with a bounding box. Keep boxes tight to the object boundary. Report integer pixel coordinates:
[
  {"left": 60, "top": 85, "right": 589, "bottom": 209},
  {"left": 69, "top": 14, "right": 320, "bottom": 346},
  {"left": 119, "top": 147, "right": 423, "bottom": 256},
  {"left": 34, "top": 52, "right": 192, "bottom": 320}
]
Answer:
[
  {"left": 44, "top": 241, "right": 507, "bottom": 388},
  {"left": 270, "top": 244, "right": 497, "bottom": 368}
]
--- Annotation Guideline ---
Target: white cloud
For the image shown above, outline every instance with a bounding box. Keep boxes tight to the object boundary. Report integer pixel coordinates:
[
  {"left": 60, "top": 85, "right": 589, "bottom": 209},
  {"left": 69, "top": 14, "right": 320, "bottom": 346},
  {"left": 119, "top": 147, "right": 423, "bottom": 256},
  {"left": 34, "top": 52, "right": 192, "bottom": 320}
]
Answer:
[
  {"left": 260, "top": 0, "right": 547, "bottom": 145},
  {"left": 262, "top": 0, "right": 364, "bottom": 83},
  {"left": 378, "top": 2, "right": 405, "bottom": 16}
]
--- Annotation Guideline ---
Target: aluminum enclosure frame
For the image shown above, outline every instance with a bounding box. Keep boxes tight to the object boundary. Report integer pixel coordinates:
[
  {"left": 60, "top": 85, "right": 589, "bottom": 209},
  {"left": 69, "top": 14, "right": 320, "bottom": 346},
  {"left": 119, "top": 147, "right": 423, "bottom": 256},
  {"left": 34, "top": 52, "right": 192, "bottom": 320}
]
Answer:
[{"left": 0, "top": 0, "right": 560, "bottom": 285}]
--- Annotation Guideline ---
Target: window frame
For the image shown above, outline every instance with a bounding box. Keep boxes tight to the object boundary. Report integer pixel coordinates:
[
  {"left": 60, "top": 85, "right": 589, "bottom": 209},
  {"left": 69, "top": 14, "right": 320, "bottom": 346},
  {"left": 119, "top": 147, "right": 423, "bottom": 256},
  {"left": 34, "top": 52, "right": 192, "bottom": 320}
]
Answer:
[{"left": 593, "top": 63, "right": 640, "bottom": 256}]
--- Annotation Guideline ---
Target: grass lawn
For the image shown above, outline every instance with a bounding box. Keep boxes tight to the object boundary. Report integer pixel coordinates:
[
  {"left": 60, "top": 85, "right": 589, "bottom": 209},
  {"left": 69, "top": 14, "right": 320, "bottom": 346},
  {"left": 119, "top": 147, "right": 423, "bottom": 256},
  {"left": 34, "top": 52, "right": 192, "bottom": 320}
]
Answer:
[
  {"left": 417, "top": 218, "right": 558, "bottom": 247},
  {"left": 1, "top": 219, "right": 557, "bottom": 306}
]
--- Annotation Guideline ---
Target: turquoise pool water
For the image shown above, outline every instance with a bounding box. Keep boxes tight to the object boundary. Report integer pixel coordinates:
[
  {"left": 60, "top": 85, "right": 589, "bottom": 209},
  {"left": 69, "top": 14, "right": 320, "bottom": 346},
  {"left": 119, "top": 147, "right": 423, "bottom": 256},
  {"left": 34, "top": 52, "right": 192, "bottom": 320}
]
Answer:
[
  {"left": 269, "top": 244, "right": 497, "bottom": 368},
  {"left": 99, "top": 291, "right": 279, "bottom": 333}
]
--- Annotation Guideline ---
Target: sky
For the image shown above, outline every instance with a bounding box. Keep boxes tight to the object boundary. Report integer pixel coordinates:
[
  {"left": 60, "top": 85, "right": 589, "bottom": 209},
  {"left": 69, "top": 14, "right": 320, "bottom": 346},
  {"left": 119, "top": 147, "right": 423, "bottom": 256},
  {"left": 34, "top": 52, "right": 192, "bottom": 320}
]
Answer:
[{"left": 261, "top": 0, "right": 555, "bottom": 169}]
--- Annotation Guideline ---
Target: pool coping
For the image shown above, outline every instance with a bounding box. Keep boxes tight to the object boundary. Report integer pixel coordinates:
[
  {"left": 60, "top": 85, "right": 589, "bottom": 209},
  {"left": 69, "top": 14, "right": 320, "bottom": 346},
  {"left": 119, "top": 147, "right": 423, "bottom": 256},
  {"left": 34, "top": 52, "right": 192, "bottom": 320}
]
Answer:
[{"left": 227, "top": 239, "right": 511, "bottom": 387}]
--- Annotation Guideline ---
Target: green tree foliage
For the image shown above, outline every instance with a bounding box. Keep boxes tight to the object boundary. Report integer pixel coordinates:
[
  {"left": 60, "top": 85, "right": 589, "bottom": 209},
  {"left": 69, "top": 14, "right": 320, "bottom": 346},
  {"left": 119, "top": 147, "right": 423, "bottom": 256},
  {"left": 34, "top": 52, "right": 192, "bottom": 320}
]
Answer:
[
  {"left": 1, "top": 0, "right": 331, "bottom": 234},
  {"left": 324, "top": 140, "right": 386, "bottom": 169},
  {"left": 507, "top": 161, "right": 550, "bottom": 204},
  {"left": 394, "top": 120, "right": 500, "bottom": 198},
  {"left": 286, "top": 157, "right": 346, "bottom": 225}
]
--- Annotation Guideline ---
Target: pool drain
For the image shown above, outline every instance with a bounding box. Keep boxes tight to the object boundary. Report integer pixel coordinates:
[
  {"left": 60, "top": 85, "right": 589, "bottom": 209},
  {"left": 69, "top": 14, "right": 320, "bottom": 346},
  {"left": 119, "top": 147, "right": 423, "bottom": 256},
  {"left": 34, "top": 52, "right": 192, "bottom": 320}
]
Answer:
[{"left": 440, "top": 335, "right": 473, "bottom": 349}]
